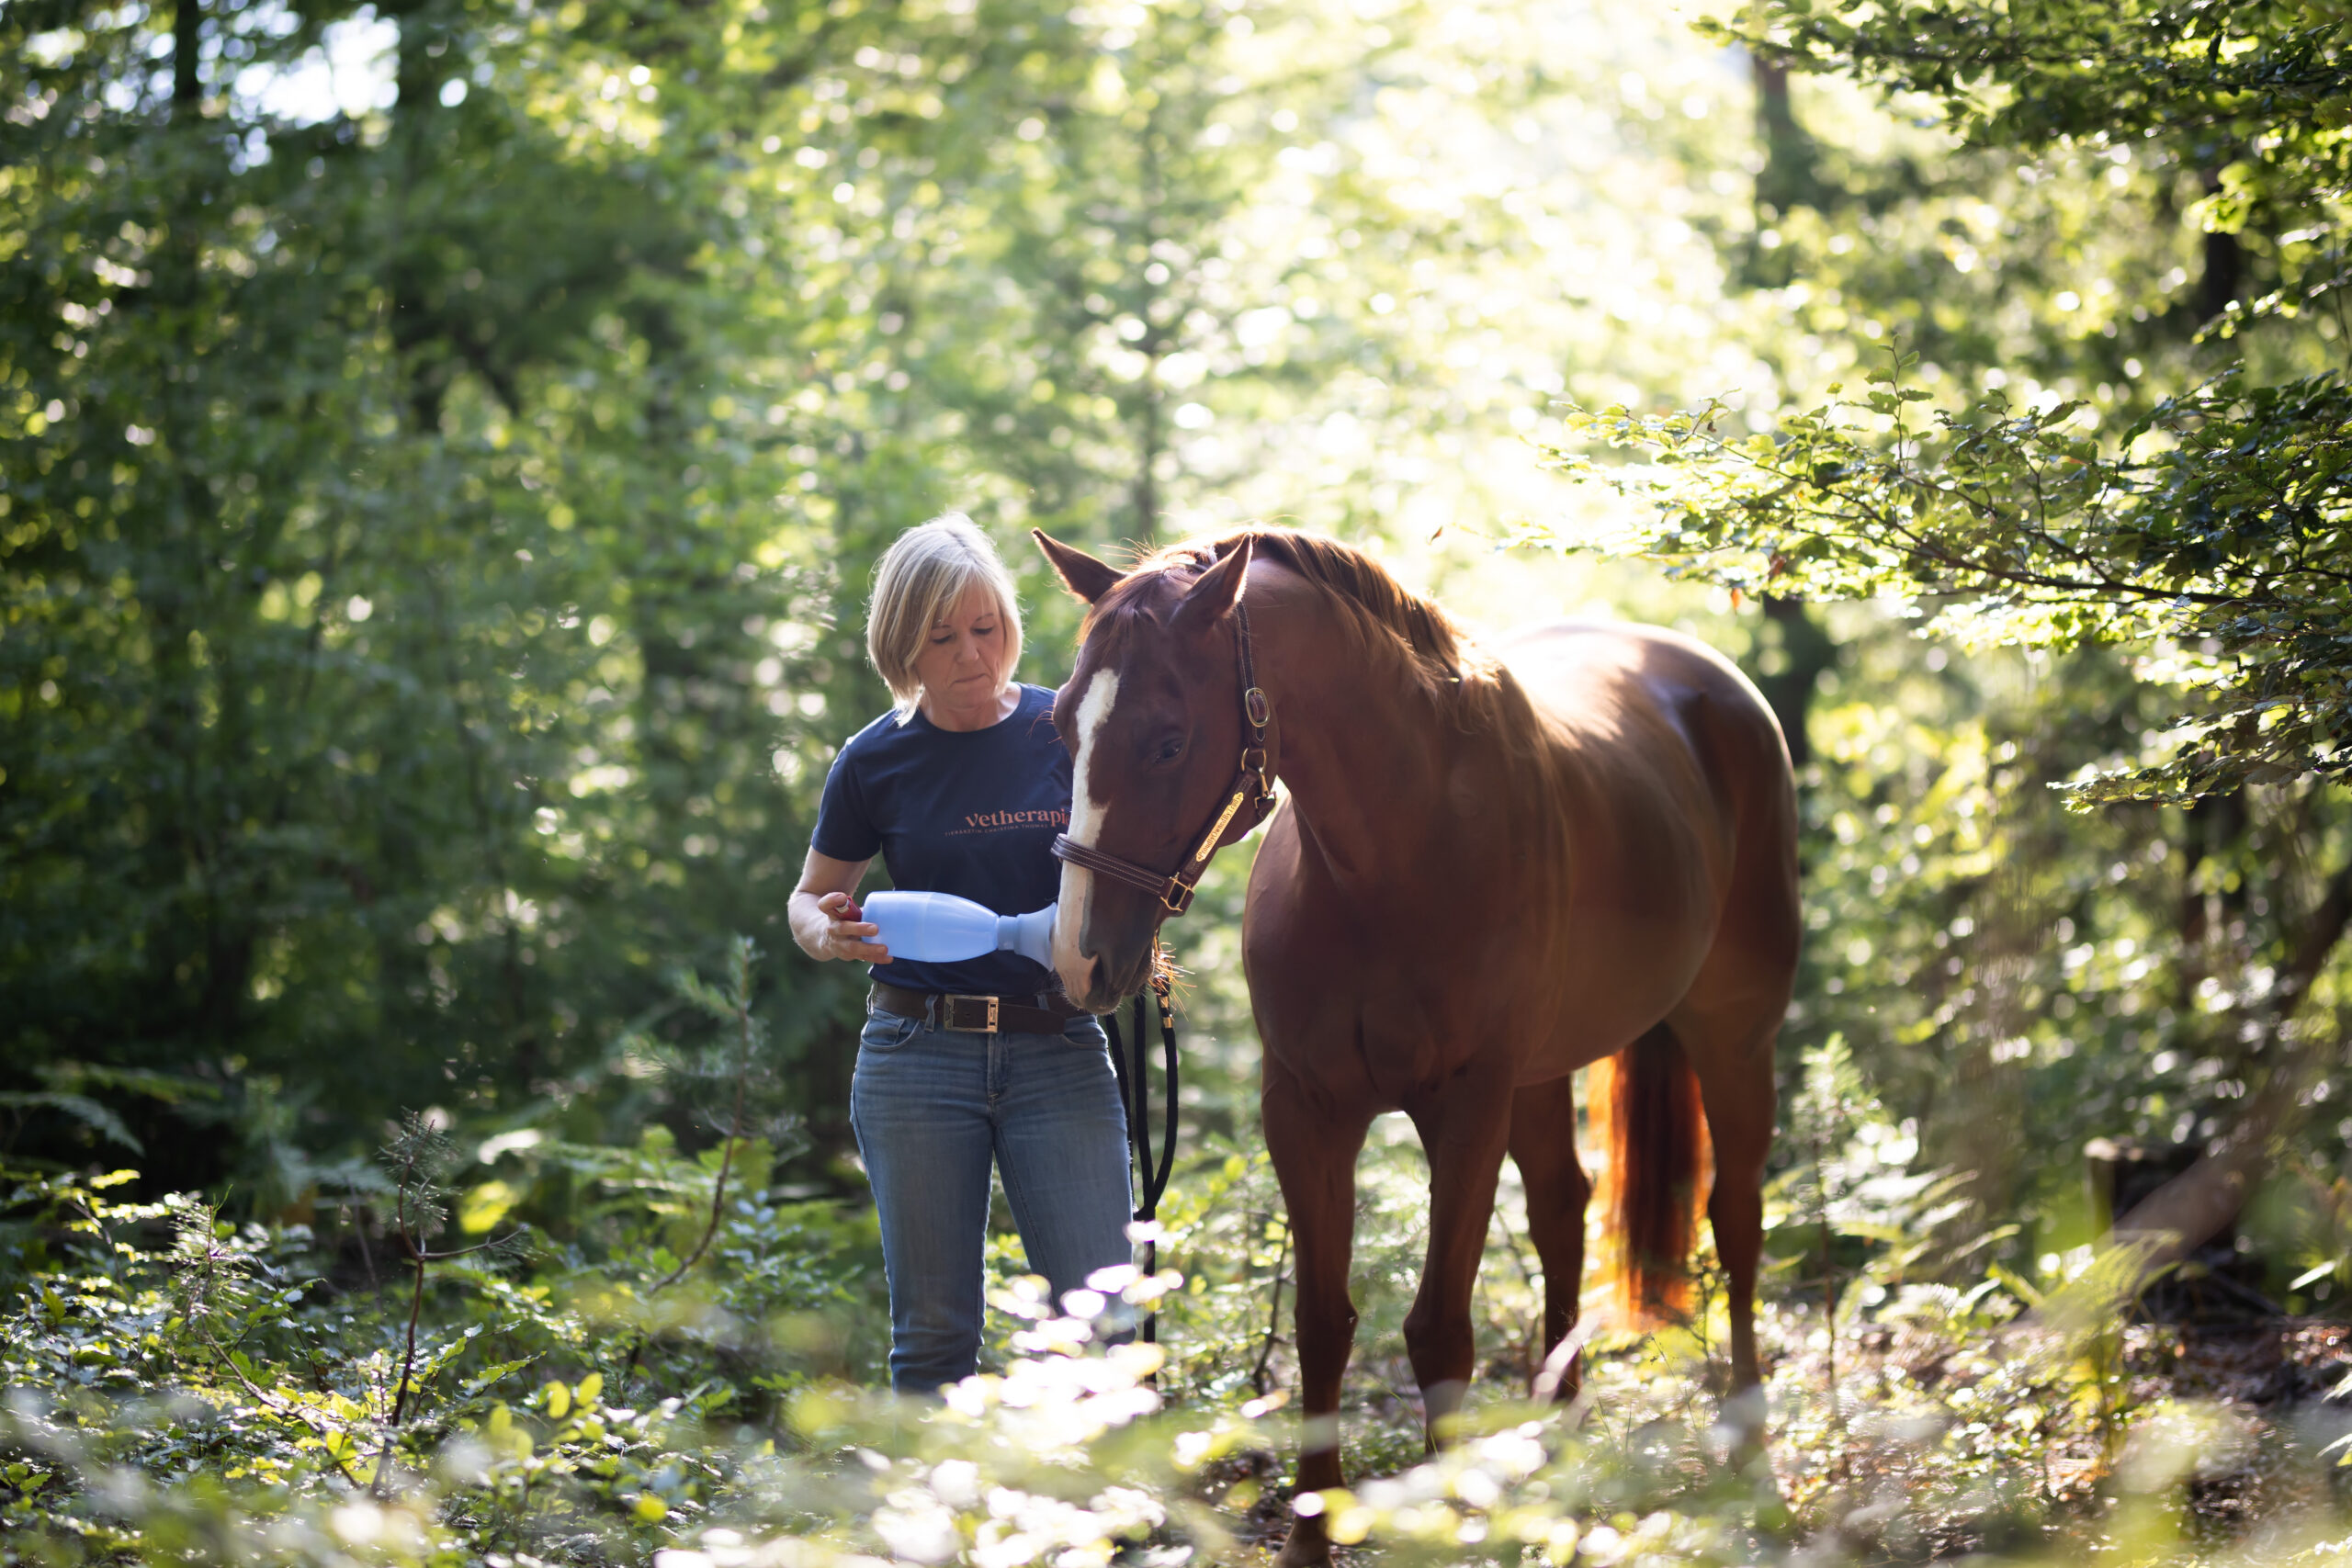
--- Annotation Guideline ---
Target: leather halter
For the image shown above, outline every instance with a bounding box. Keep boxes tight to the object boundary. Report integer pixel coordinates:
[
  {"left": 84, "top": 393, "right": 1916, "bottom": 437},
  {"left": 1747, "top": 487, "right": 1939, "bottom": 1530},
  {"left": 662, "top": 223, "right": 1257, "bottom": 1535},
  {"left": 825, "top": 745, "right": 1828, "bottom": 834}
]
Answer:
[{"left": 1052, "top": 600, "right": 1275, "bottom": 917}]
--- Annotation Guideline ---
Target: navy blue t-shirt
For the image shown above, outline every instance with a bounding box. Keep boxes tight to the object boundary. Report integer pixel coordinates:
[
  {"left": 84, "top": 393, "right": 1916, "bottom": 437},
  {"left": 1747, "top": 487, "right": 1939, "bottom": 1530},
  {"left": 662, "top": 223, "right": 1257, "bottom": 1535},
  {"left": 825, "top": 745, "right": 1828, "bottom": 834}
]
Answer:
[{"left": 811, "top": 683, "right": 1070, "bottom": 995}]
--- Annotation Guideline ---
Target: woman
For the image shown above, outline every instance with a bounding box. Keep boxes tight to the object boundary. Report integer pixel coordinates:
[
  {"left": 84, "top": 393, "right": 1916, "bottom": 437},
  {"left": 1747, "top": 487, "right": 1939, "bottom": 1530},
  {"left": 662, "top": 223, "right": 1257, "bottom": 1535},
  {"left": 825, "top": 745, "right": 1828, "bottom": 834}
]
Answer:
[{"left": 788, "top": 513, "right": 1134, "bottom": 1395}]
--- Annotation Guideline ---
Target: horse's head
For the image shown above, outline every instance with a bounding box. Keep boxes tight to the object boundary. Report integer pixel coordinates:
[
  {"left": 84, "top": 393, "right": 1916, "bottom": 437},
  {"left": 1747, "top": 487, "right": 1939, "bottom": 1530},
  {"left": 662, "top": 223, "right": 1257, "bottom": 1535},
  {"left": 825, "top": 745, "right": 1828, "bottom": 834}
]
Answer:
[{"left": 1032, "top": 530, "right": 1265, "bottom": 1012}]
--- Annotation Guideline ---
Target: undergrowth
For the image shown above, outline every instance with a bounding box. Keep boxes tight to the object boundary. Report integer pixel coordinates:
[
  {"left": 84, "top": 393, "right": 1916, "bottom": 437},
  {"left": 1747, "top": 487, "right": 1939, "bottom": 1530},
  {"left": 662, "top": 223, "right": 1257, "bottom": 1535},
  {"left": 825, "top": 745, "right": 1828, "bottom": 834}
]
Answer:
[{"left": 3, "top": 954, "right": 2348, "bottom": 1566}]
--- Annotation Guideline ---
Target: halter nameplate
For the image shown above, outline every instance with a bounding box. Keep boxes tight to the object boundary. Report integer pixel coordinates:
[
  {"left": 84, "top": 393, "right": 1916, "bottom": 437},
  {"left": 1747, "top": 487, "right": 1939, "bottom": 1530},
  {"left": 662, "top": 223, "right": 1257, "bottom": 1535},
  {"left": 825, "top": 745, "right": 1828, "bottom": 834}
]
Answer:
[{"left": 1193, "top": 787, "right": 1249, "bottom": 865}]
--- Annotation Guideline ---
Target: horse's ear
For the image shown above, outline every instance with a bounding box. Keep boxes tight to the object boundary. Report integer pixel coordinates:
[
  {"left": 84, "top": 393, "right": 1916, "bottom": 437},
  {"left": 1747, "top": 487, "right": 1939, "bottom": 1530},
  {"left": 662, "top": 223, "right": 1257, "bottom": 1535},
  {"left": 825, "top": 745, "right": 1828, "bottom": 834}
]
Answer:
[
  {"left": 1032, "top": 530, "right": 1125, "bottom": 604},
  {"left": 1173, "top": 535, "right": 1253, "bottom": 634}
]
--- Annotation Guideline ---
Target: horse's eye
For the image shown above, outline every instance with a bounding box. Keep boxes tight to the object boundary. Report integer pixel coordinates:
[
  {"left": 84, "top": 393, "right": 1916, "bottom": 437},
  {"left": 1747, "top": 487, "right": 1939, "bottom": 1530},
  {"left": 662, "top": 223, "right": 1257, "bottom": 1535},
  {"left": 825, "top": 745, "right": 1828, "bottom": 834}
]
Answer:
[{"left": 1153, "top": 736, "right": 1186, "bottom": 764}]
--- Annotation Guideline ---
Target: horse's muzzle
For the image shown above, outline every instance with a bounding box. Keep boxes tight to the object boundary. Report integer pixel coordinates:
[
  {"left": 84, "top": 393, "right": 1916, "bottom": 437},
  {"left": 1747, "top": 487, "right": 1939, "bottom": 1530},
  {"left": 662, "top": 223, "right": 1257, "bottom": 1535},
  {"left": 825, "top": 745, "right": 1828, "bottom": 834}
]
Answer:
[
  {"left": 1058, "top": 907, "right": 1159, "bottom": 1013},
  {"left": 1053, "top": 857, "right": 1164, "bottom": 1010},
  {"left": 1059, "top": 942, "right": 1148, "bottom": 1013}
]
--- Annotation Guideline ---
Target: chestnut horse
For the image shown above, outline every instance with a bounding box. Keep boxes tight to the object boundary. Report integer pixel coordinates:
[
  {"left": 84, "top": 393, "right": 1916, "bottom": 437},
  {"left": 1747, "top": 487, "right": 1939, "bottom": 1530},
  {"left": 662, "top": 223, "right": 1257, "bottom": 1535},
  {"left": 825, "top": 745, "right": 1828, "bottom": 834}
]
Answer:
[{"left": 1034, "top": 527, "right": 1798, "bottom": 1566}]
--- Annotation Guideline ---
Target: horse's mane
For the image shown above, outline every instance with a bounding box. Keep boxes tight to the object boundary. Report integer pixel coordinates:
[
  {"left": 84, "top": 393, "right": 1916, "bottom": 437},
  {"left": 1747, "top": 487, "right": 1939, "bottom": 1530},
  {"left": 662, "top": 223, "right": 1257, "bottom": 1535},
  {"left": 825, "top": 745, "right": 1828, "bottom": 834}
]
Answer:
[{"left": 1089, "top": 526, "right": 1516, "bottom": 733}]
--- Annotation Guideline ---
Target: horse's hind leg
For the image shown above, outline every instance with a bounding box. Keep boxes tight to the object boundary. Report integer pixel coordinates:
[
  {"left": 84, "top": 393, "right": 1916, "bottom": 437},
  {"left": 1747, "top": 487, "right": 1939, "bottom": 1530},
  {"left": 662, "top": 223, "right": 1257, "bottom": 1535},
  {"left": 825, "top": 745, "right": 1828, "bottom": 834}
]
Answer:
[
  {"left": 1263, "top": 1053, "right": 1371, "bottom": 1568},
  {"left": 1678, "top": 1009, "right": 1780, "bottom": 1411},
  {"left": 1508, "top": 1073, "right": 1590, "bottom": 1399}
]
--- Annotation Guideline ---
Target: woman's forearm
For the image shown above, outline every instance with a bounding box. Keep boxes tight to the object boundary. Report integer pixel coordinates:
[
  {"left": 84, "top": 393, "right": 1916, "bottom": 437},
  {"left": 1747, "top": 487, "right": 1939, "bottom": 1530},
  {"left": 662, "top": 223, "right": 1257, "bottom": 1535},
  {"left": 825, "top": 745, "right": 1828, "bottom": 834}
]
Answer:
[{"left": 787, "top": 891, "right": 834, "bottom": 960}]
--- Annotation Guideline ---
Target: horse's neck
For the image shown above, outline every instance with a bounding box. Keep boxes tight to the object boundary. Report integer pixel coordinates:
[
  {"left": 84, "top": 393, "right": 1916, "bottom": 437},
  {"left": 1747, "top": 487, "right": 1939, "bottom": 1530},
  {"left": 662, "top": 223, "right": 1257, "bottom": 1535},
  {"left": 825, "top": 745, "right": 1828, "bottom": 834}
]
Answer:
[{"left": 1262, "top": 593, "right": 1507, "bottom": 898}]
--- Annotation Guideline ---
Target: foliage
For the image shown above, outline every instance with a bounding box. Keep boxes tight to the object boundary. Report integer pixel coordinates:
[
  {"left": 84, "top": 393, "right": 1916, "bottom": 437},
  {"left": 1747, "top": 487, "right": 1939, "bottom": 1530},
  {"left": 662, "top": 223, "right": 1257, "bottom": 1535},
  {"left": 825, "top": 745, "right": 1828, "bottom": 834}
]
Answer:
[
  {"left": 1536, "top": 0, "right": 2352, "bottom": 804},
  {"left": 1701, "top": 0, "right": 2352, "bottom": 336},
  {"left": 8, "top": 1129, "right": 2352, "bottom": 1567},
  {"left": 0, "top": 0, "right": 1776, "bottom": 1200},
  {"left": 0, "top": 0, "right": 896, "bottom": 1187},
  {"left": 1544, "top": 361, "right": 2352, "bottom": 802}
]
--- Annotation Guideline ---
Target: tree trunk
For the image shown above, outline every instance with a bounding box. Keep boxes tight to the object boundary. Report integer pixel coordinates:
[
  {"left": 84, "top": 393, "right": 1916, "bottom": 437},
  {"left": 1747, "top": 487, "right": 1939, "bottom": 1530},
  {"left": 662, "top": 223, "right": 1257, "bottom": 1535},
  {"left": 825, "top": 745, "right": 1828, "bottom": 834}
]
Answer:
[
  {"left": 174, "top": 1, "right": 203, "bottom": 110},
  {"left": 1756, "top": 595, "right": 1835, "bottom": 775}
]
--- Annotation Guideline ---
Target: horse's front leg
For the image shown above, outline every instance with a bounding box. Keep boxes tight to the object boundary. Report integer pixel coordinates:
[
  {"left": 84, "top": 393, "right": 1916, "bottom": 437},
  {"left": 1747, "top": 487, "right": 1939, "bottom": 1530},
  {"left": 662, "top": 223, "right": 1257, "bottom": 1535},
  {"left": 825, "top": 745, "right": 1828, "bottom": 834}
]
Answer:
[
  {"left": 1508, "top": 1072, "right": 1591, "bottom": 1399},
  {"left": 1402, "top": 1061, "right": 1516, "bottom": 1446},
  {"left": 1262, "top": 1053, "right": 1372, "bottom": 1568}
]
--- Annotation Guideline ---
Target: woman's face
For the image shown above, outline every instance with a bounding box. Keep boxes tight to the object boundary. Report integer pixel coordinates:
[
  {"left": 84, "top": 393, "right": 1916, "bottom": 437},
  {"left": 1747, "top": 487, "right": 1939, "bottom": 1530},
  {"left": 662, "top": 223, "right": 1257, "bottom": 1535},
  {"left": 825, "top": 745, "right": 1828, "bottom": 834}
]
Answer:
[{"left": 912, "top": 581, "right": 1010, "bottom": 719}]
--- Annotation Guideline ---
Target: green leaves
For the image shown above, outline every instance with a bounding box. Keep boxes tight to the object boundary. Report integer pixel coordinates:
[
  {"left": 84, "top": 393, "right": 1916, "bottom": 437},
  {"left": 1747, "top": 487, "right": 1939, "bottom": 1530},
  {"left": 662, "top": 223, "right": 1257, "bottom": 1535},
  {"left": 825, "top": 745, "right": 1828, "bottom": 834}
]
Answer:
[
  {"left": 1540, "top": 363, "right": 2352, "bottom": 803},
  {"left": 0, "top": 1091, "right": 142, "bottom": 1154}
]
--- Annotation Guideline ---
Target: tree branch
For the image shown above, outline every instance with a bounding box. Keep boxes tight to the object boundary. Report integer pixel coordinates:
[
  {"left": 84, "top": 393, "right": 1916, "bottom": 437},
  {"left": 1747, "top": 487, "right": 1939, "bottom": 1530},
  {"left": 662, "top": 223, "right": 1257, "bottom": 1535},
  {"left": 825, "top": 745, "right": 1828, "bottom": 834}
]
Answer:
[{"left": 2105, "top": 845, "right": 2352, "bottom": 1285}]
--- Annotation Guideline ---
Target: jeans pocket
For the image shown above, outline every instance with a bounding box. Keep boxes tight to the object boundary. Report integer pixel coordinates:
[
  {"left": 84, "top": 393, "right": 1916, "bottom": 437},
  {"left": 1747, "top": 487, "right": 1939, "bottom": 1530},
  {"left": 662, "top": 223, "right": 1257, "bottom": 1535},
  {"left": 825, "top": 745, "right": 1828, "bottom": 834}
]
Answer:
[
  {"left": 860, "top": 1008, "right": 924, "bottom": 1054},
  {"left": 1061, "top": 1016, "right": 1110, "bottom": 1052}
]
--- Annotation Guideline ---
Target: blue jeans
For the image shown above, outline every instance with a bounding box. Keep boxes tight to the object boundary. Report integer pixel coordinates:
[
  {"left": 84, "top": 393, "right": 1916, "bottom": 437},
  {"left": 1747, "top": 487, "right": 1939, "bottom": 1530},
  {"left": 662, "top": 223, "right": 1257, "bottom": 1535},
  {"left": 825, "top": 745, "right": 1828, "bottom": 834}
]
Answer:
[{"left": 851, "top": 1000, "right": 1135, "bottom": 1395}]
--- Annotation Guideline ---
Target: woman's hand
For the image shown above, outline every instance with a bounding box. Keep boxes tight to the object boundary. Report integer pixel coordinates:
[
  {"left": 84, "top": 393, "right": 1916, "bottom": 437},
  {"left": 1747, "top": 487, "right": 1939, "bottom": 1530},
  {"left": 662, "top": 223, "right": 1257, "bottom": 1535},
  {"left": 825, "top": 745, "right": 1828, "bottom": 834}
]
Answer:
[
  {"left": 814, "top": 890, "right": 890, "bottom": 964},
  {"left": 790, "top": 849, "right": 889, "bottom": 964}
]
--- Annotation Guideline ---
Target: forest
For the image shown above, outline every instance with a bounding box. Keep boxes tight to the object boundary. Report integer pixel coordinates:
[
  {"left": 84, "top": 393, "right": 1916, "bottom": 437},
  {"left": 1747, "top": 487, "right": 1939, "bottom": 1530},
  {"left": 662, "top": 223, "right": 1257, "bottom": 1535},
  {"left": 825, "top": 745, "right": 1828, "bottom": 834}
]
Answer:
[{"left": 2, "top": 0, "right": 2348, "bottom": 1562}]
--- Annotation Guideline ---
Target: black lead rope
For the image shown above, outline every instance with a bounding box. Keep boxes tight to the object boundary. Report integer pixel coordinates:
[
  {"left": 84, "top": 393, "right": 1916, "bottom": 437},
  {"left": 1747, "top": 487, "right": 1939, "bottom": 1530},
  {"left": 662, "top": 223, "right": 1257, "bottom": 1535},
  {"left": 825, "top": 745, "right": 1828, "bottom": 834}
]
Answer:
[{"left": 1104, "top": 976, "right": 1179, "bottom": 1344}]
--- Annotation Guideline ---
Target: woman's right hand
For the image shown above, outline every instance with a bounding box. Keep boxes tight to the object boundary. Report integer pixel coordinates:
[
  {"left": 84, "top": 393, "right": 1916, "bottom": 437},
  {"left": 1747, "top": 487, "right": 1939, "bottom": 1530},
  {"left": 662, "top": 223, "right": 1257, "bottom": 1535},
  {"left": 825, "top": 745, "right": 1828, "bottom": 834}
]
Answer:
[{"left": 816, "top": 890, "right": 891, "bottom": 964}]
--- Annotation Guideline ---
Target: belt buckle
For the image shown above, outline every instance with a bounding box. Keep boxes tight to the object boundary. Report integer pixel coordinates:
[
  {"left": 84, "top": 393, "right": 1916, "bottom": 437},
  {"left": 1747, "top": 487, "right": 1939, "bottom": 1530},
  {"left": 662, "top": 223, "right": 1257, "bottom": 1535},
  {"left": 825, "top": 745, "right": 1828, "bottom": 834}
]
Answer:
[{"left": 944, "top": 993, "right": 1000, "bottom": 1032}]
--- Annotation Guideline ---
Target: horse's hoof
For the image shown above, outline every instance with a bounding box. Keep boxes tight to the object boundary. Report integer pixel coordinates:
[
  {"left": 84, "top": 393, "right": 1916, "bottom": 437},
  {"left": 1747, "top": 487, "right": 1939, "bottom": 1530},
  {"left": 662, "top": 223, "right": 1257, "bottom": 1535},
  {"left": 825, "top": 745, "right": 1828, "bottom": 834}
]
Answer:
[
  {"left": 1715, "top": 1386, "right": 1770, "bottom": 1466},
  {"left": 1274, "top": 1521, "right": 1332, "bottom": 1566}
]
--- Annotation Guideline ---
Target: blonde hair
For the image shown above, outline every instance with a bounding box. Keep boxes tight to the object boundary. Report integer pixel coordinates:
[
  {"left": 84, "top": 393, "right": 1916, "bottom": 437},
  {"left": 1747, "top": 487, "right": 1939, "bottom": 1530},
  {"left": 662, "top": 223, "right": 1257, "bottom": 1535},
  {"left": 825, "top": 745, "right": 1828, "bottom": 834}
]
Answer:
[{"left": 867, "top": 513, "right": 1024, "bottom": 722}]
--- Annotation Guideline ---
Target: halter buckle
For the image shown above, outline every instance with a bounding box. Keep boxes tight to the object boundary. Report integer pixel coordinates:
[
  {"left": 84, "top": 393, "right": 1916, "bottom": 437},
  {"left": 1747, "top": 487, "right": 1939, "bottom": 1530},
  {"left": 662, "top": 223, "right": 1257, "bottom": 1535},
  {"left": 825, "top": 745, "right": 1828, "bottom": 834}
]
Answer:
[
  {"left": 1245, "top": 686, "right": 1272, "bottom": 729},
  {"left": 1161, "top": 877, "right": 1197, "bottom": 916}
]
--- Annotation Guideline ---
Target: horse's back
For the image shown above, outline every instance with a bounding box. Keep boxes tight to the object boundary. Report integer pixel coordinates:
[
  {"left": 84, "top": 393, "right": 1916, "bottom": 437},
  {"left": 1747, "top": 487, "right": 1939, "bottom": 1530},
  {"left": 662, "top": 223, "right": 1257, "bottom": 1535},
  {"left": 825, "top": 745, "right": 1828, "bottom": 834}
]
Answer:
[
  {"left": 1500, "top": 619, "right": 1792, "bottom": 832},
  {"left": 1496, "top": 618, "right": 1801, "bottom": 1055},
  {"left": 1499, "top": 619, "right": 1779, "bottom": 747}
]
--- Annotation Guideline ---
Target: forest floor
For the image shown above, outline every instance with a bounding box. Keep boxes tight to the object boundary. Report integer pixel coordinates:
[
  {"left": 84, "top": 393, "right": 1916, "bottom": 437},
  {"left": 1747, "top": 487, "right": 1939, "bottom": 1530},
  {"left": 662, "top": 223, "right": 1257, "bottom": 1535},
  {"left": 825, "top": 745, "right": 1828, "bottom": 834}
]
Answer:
[
  {"left": 1206, "top": 1300, "right": 2352, "bottom": 1564},
  {"left": 9, "top": 1162, "right": 2348, "bottom": 1566}
]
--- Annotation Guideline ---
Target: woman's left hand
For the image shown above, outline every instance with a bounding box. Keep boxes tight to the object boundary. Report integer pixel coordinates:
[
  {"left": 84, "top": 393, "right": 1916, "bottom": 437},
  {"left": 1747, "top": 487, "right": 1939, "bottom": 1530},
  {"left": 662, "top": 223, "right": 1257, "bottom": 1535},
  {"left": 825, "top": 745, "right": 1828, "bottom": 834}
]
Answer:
[
  {"left": 790, "top": 850, "right": 885, "bottom": 963},
  {"left": 815, "top": 889, "right": 891, "bottom": 964}
]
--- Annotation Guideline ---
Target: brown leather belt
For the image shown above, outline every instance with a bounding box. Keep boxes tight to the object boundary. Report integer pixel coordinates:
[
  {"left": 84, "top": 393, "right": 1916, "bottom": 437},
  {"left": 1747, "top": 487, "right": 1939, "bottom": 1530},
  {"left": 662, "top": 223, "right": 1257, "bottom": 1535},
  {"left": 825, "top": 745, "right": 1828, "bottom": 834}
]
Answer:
[{"left": 869, "top": 981, "right": 1090, "bottom": 1035}]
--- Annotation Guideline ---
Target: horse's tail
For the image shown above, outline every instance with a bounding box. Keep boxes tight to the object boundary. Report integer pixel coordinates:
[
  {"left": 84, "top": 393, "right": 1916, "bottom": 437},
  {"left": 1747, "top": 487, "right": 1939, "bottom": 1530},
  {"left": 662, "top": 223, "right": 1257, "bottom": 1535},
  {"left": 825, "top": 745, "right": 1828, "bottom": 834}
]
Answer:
[{"left": 1589, "top": 1022, "right": 1712, "bottom": 1328}]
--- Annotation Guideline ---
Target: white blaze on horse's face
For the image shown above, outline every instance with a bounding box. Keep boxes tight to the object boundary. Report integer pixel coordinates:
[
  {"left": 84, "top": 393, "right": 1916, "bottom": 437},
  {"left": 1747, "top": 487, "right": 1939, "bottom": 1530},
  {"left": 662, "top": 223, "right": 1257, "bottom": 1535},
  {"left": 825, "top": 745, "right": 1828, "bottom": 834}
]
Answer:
[{"left": 1054, "top": 666, "right": 1121, "bottom": 999}]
